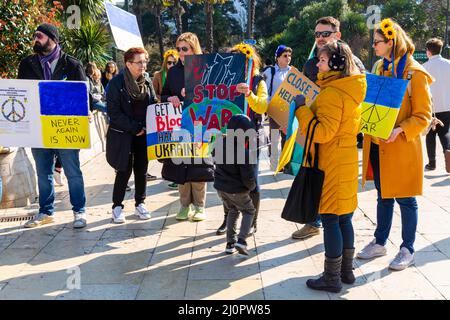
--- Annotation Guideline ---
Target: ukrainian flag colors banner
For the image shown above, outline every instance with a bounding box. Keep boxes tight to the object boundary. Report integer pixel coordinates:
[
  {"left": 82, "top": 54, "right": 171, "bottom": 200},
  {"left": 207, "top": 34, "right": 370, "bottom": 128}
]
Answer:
[
  {"left": 360, "top": 73, "right": 409, "bottom": 139},
  {"left": 0, "top": 79, "right": 90, "bottom": 149},
  {"left": 275, "top": 101, "right": 300, "bottom": 174}
]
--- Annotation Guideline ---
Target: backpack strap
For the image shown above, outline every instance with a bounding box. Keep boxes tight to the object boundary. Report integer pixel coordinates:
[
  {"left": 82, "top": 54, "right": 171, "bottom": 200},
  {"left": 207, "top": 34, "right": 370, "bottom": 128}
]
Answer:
[{"left": 269, "top": 66, "right": 276, "bottom": 97}]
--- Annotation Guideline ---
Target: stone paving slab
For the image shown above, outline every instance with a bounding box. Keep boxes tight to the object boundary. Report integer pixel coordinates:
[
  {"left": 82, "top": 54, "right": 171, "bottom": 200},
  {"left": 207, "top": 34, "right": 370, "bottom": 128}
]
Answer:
[{"left": 0, "top": 139, "right": 448, "bottom": 299}]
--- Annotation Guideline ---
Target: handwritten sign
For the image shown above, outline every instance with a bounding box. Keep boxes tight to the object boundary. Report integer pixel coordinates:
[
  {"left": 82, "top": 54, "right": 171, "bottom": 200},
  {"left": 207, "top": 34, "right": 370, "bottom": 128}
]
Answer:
[
  {"left": 360, "top": 74, "right": 408, "bottom": 139},
  {"left": 146, "top": 102, "right": 207, "bottom": 160},
  {"left": 267, "top": 67, "right": 320, "bottom": 145},
  {"left": 41, "top": 116, "right": 90, "bottom": 148},
  {"left": 0, "top": 79, "right": 90, "bottom": 148}
]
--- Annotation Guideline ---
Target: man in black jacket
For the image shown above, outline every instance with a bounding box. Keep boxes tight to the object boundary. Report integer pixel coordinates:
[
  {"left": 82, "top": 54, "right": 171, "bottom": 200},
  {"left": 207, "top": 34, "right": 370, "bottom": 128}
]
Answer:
[
  {"left": 292, "top": 16, "right": 366, "bottom": 241},
  {"left": 18, "top": 23, "right": 88, "bottom": 229}
]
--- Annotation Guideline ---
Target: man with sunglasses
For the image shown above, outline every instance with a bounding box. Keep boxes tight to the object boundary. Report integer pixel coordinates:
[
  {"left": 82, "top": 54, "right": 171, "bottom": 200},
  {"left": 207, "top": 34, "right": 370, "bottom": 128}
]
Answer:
[
  {"left": 292, "top": 16, "right": 366, "bottom": 241},
  {"left": 17, "top": 23, "right": 88, "bottom": 229}
]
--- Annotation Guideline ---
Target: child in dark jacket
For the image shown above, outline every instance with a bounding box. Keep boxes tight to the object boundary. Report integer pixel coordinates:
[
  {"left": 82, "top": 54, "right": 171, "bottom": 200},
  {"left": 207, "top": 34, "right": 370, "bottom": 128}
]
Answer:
[{"left": 214, "top": 114, "right": 258, "bottom": 256}]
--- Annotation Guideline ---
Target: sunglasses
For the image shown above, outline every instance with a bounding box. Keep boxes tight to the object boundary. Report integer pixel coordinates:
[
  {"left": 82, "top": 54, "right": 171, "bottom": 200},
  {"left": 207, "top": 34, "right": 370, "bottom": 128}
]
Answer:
[
  {"left": 315, "top": 31, "right": 336, "bottom": 38},
  {"left": 176, "top": 46, "right": 190, "bottom": 53},
  {"left": 167, "top": 61, "right": 176, "bottom": 66},
  {"left": 373, "top": 40, "right": 386, "bottom": 46}
]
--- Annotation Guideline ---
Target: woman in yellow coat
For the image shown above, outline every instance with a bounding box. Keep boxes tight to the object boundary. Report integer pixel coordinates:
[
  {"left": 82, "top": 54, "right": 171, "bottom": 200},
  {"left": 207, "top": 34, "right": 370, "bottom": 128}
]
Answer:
[
  {"left": 294, "top": 41, "right": 366, "bottom": 293},
  {"left": 357, "top": 19, "right": 433, "bottom": 271}
]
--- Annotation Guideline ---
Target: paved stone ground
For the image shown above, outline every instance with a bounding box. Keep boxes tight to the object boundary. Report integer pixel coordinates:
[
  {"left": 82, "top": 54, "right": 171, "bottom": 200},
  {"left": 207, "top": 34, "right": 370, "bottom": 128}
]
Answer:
[{"left": 0, "top": 134, "right": 449, "bottom": 300}]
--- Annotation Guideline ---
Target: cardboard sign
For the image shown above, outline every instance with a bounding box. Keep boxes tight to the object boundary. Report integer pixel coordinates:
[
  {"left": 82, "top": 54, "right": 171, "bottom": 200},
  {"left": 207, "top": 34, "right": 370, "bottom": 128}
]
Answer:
[
  {"left": 360, "top": 73, "right": 408, "bottom": 139},
  {"left": 267, "top": 67, "right": 320, "bottom": 145},
  {"left": 0, "top": 79, "right": 90, "bottom": 149},
  {"left": 105, "top": 1, "right": 144, "bottom": 52}
]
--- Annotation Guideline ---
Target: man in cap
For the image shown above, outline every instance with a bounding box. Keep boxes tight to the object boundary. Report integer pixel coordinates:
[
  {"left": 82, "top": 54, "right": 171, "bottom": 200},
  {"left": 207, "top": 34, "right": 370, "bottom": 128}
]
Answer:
[{"left": 18, "top": 23, "right": 88, "bottom": 229}]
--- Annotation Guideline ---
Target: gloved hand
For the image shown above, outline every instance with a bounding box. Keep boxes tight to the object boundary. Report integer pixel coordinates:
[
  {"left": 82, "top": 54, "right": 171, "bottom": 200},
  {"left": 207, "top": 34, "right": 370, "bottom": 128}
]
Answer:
[{"left": 294, "top": 94, "right": 306, "bottom": 110}]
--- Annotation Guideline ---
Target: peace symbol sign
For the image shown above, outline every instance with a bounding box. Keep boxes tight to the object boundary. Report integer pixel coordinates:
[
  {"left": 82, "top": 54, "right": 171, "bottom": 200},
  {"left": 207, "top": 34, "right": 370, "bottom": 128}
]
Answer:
[{"left": 2, "top": 98, "right": 26, "bottom": 122}]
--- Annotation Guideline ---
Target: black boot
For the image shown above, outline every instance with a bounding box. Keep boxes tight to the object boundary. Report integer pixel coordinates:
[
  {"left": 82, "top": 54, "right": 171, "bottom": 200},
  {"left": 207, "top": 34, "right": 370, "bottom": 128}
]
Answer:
[
  {"left": 306, "top": 256, "right": 342, "bottom": 293},
  {"left": 248, "top": 192, "right": 260, "bottom": 236},
  {"left": 216, "top": 213, "right": 228, "bottom": 235},
  {"left": 341, "top": 248, "right": 356, "bottom": 284}
]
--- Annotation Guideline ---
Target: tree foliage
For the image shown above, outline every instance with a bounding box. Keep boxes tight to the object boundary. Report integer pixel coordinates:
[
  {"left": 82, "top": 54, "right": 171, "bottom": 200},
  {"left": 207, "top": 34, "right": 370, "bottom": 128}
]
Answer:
[{"left": 0, "top": 0, "right": 64, "bottom": 78}]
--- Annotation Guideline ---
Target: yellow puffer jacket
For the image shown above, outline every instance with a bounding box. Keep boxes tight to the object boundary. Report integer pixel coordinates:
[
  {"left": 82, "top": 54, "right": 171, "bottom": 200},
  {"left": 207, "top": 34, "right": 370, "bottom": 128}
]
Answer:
[{"left": 295, "top": 71, "right": 367, "bottom": 215}]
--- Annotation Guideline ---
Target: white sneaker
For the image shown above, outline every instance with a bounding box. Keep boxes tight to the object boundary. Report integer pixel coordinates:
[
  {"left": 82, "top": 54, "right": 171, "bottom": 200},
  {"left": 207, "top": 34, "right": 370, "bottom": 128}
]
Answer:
[
  {"left": 135, "top": 203, "right": 151, "bottom": 220},
  {"left": 54, "top": 170, "right": 64, "bottom": 186},
  {"left": 112, "top": 206, "right": 126, "bottom": 224},
  {"left": 357, "top": 239, "right": 387, "bottom": 260},
  {"left": 73, "top": 212, "right": 87, "bottom": 229},
  {"left": 389, "top": 247, "right": 415, "bottom": 271}
]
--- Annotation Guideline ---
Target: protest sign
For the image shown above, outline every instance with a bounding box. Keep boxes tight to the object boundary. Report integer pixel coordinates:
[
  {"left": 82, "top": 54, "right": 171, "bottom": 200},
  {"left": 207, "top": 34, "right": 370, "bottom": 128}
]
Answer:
[
  {"left": 360, "top": 73, "right": 408, "bottom": 139},
  {"left": 105, "top": 1, "right": 144, "bottom": 52},
  {"left": 0, "top": 79, "right": 90, "bottom": 149},
  {"left": 268, "top": 67, "right": 320, "bottom": 145}
]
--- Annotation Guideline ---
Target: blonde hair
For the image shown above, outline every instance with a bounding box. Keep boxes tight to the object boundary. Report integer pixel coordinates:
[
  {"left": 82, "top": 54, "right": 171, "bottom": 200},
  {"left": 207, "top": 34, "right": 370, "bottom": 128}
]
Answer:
[
  {"left": 176, "top": 32, "right": 202, "bottom": 55},
  {"left": 92, "top": 68, "right": 102, "bottom": 84},
  {"left": 318, "top": 40, "right": 360, "bottom": 77},
  {"left": 375, "top": 19, "right": 415, "bottom": 59}
]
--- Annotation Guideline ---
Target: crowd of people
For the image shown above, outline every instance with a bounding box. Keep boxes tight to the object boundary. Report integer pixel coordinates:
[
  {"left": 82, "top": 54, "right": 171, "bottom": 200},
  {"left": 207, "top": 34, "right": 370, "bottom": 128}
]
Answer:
[{"left": 2, "top": 14, "right": 449, "bottom": 294}]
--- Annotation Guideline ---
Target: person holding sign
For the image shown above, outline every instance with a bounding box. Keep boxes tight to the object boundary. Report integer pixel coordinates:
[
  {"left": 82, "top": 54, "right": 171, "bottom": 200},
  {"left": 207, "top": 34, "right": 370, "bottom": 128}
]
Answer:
[
  {"left": 161, "top": 32, "right": 214, "bottom": 222},
  {"left": 263, "top": 45, "right": 293, "bottom": 173},
  {"left": 152, "top": 49, "right": 179, "bottom": 186},
  {"left": 18, "top": 23, "right": 88, "bottom": 229},
  {"left": 106, "top": 47, "right": 157, "bottom": 224},
  {"left": 215, "top": 44, "right": 269, "bottom": 237},
  {"left": 358, "top": 19, "right": 433, "bottom": 271},
  {"left": 153, "top": 49, "right": 178, "bottom": 103},
  {"left": 292, "top": 16, "right": 366, "bottom": 242},
  {"left": 294, "top": 40, "right": 366, "bottom": 293}
]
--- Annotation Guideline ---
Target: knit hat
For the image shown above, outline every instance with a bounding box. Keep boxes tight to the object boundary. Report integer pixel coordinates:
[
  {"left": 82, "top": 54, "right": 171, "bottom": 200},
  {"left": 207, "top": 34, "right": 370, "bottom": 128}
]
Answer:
[
  {"left": 36, "top": 23, "right": 59, "bottom": 43},
  {"left": 275, "top": 45, "right": 287, "bottom": 58}
]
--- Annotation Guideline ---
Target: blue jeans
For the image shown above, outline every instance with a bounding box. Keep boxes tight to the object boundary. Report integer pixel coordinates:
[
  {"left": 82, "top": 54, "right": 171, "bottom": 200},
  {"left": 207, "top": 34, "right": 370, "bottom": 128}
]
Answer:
[
  {"left": 308, "top": 215, "right": 322, "bottom": 228},
  {"left": 370, "top": 143, "right": 418, "bottom": 254},
  {"left": 32, "top": 148, "right": 86, "bottom": 215},
  {"left": 320, "top": 213, "right": 354, "bottom": 258}
]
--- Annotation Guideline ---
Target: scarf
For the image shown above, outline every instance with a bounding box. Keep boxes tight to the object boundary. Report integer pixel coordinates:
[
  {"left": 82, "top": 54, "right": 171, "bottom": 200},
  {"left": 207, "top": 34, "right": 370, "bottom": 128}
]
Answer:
[
  {"left": 39, "top": 44, "right": 61, "bottom": 80},
  {"left": 124, "top": 67, "right": 148, "bottom": 101},
  {"left": 162, "top": 69, "right": 167, "bottom": 88},
  {"left": 383, "top": 53, "right": 408, "bottom": 79}
]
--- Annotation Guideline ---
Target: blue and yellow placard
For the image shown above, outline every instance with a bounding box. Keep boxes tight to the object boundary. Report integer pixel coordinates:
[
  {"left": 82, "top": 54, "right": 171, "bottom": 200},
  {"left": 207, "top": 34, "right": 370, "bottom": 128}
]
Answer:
[{"left": 360, "top": 74, "right": 408, "bottom": 139}]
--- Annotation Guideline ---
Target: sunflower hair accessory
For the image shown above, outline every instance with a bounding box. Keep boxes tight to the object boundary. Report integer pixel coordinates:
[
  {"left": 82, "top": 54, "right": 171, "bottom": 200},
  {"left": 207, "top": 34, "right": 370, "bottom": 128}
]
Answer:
[
  {"left": 234, "top": 43, "right": 253, "bottom": 59},
  {"left": 380, "top": 18, "right": 396, "bottom": 40},
  {"left": 163, "top": 49, "right": 178, "bottom": 60}
]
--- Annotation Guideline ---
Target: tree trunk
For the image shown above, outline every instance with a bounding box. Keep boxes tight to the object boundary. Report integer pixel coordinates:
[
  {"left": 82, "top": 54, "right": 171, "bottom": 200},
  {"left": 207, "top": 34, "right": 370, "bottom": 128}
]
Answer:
[
  {"left": 205, "top": 1, "right": 214, "bottom": 53},
  {"left": 173, "top": 0, "right": 184, "bottom": 35},
  {"left": 156, "top": 5, "right": 165, "bottom": 60},
  {"left": 246, "top": 0, "right": 256, "bottom": 39},
  {"left": 132, "top": 0, "right": 143, "bottom": 36}
]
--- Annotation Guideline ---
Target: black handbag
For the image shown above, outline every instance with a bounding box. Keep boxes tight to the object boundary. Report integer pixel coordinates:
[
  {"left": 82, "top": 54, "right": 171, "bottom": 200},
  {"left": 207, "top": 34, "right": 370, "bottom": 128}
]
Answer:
[{"left": 281, "top": 117, "right": 324, "bottom": 224}]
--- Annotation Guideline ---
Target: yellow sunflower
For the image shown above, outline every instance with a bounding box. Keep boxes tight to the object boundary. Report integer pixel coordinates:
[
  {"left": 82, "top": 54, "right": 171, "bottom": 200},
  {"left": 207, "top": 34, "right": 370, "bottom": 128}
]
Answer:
[
  {"left": 384, "top": 26, "right": 396, "bottom": 40},
  {"left": 380, "top": 18, "right": 394, "bottom": 32},
  {"left": 233, "top": 43, "right": 254, "bottom": 59},
  {"left": 163, "top": 49, "right": 178, "bottom": 60}
]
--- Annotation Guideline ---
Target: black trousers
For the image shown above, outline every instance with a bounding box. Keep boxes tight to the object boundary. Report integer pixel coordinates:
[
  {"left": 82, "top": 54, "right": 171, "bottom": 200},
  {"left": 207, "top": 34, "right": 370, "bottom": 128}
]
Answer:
[
  {"left": 112, "top": 134, "right": 148, "bottom": 208},
  {"left": 426, "top": 111, "right": 450, "bottom": 163}
]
